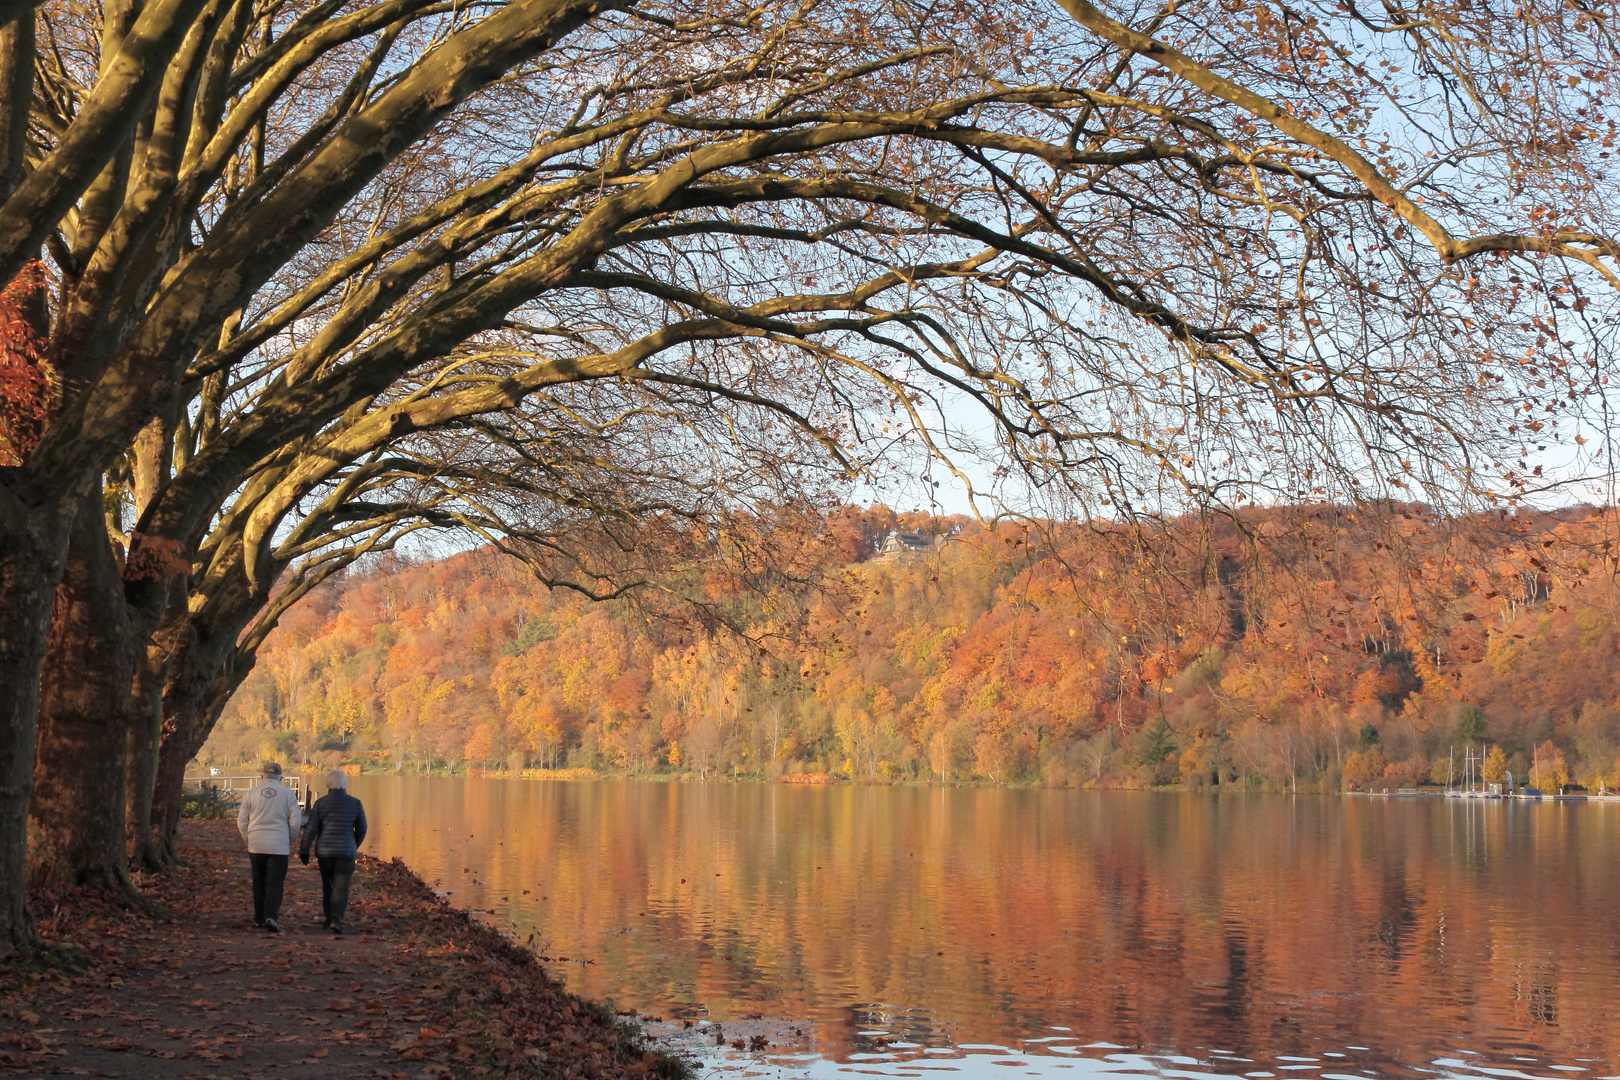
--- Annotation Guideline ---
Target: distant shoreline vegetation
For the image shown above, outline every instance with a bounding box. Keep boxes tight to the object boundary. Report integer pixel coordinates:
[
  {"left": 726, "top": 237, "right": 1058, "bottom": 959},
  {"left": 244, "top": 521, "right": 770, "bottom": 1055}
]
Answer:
[{"left": 202, "top": 504, "right": 1620, "bottom": 795}]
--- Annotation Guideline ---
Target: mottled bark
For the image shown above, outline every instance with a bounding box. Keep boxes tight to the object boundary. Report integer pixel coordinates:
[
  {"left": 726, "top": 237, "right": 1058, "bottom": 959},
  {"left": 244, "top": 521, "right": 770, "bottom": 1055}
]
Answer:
[
  {"left": 0, "top": 26, "right": 57, "bottom": 934},
  {"left": 24, "top": 0, "right": 624, "bottom": 491},
  {"left": 126, "top": 584, "right": 186, "bottom": 870},
  {"left": 123, "top": 414, "right": 178, "bottom": 869},
  {"left": 32, "top": 481, "right": 176, "bottom": 899},
  {"left": 30, "top": 489, "right": 139, "bottom": 896},
  {"left": 0, "top": 0, "right": 213, "bottom": 286},
  {"left": 153, "top": 604, "right": 254, "bottom": 863},
  {"left": 0, "top": 9, "right": 33, "bottom": 201},
  {"left": 0, "top": 482, "right": 72, "bottom": 957},
  {"left": 0, "top": 2, "right": 42, "bottom": 35}
]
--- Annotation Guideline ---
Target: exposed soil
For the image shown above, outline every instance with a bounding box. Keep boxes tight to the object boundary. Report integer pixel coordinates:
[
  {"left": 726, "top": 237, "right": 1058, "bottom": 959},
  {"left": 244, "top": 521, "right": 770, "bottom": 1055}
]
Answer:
[{"left": 0, "top": 821, "right": 681, "bottom": 1080}]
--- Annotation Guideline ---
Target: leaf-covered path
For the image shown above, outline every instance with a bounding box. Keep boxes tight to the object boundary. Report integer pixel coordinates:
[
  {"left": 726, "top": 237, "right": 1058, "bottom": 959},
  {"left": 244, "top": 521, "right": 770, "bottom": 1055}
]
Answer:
[{"left": 0, "top": 822, "right": 675, "bottom": 1079}]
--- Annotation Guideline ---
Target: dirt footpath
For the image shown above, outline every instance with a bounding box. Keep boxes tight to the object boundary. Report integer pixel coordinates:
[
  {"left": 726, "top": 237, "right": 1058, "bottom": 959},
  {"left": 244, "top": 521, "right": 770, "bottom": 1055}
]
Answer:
[{"left": 0, "top": 822, "right": 678, "bottom": 1080}]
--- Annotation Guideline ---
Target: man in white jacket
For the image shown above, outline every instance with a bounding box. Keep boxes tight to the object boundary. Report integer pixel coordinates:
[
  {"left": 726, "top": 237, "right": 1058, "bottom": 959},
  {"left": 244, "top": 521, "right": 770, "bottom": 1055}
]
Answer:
[{"left": 237, "top": 762, "right": 301, "bottom": 932}]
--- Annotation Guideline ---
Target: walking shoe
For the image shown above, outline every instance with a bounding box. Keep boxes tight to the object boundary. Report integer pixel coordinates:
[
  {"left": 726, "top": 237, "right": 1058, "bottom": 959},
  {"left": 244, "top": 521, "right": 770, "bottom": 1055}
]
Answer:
[
  {"left": 331, "top": 924, "right": 344, "bottom": 936},
  {"left": 264, "top": 918, "right": 281, "bottom": 933}
]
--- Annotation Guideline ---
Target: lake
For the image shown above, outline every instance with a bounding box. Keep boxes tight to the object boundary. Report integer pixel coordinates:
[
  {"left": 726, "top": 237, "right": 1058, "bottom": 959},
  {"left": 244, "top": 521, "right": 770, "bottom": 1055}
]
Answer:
[{"left": 345, "top": 777, "right": 1620, "bottom": 1080}]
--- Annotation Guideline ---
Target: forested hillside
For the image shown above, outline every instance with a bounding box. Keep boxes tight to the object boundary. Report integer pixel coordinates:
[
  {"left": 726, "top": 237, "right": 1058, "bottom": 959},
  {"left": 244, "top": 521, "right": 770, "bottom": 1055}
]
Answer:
[{"left": 204, "top": 504, "right": 1620, "bottom": 792}]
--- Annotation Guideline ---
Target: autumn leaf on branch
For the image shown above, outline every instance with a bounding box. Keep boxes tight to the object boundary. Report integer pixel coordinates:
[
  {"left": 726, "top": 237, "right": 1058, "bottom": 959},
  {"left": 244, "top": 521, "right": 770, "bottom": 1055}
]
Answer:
[
  {"left": 0, "top": 261, "right": 53, "bottom": 467},
  {"left": 124, "top": 533, "right": 192, "bottom": 582}
]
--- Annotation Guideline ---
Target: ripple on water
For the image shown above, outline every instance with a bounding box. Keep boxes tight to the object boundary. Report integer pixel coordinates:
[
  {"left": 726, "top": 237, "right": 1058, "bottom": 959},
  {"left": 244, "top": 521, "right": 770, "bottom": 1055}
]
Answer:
[
  {"left": 631, "top": 1028, "right": 1618, "bottom": 1080},
  {"left": 350, "top": 778, "right": 1620, "bottom": 1080}
]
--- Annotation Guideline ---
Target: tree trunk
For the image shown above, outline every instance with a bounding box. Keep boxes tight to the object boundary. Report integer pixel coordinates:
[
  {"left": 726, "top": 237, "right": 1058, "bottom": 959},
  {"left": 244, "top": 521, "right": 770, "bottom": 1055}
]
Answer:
[
  {"left": 151, "top": 702, "right": 192, "bottom": 866},
  {"left": 153, "top": 606, "right": 255, "bottom": 863},
  {"left": 0, "top": 480, "right": 73, "bottom": 958},
  {"left": 31, "top": 488, "right": 140, "bottom": 896},
  {"left": 126, "top": 651, "right": 166, "bottom": 871},
  {"left": 126, "top": 585, "right": 186, "bottom": 870},
  {"left": 153, "top": 687, "right": 235, "bottom": 865},
  {"left": 125, "top": 412, "right": 179, "bottom": 869},
  {"left": 154, "top": 694, "right": 234, "bottom": 864}
]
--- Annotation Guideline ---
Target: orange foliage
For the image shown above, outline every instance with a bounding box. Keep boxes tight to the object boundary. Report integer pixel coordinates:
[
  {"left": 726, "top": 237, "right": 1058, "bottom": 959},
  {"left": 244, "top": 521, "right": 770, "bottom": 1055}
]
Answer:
[{"left": 204, "top": 503, "right": 1620, "bottom": 792}]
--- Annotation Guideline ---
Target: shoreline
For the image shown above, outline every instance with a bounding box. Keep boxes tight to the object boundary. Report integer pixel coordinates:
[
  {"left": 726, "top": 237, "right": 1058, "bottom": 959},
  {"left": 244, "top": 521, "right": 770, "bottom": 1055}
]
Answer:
[
  {"left": 345, "top": 772, "right": 1620, "bottom": 798},
  {"left": 226, "top": 770, "right": 1591, "bottom": 797},
  {"left": 213, "top": 768, "right": 1341, "bottom": 794},
  {"left": 0, "top": 821, "right": 688, "bottom": 1079}
]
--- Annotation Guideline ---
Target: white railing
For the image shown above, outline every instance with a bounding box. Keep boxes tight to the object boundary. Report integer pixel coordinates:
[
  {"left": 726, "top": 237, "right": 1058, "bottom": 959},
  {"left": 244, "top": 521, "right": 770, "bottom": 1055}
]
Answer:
[{"left": 183, "top": 774, "right": 304, "bottom": 799}]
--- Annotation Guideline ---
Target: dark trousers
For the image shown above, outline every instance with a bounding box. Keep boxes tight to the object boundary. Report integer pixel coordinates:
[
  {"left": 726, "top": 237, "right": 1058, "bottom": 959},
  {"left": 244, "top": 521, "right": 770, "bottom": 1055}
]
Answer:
[
  {"left": 318, "top": 856, "right": 356, "bottom": 928},
  {"left": 249, "top": 853, "right": 288, "bottom": 924}
]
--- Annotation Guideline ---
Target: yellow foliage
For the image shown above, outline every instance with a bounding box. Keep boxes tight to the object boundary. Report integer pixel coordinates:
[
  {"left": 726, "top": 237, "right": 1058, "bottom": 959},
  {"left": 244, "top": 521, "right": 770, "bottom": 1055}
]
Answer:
[
  {"left": 1531, "top": 740, "right": 1568, "bottom": 792},
  {"left": 1572, "top": 606, "right": 1610, "bottom": 647},
  {"left": 1485, "top": 634, "right": 1521, "bottom": 679},
  {"left": 1178, "top": 737, "right": 1216, "bottom": 784},
  {"left": 1342, "top": 747, "right": 1388, "bottom": 789}
]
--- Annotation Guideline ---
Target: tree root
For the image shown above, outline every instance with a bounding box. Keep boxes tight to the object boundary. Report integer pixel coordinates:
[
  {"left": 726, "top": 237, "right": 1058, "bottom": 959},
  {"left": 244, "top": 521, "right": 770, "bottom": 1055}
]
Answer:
[
  {"left": 40, "top": 863, "right": 176, "bottom": 922},
  {"left": 129, "top": 837, "right": 166, "bottom": 875},
  {"left": 102, "top": 871, "right": 174, "bottom": 921},
  {"left": 158, "top": 833, "right": 188, "bottom": 868},
  {"left": 0, "top": 938, "right": 90, "bottom": 973}
]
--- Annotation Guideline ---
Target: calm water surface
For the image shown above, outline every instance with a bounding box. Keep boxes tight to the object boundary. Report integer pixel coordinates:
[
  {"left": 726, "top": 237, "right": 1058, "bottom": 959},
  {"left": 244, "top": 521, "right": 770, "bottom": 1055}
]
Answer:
[{"left": 346, "top": 778, "right": 1620, "bottom": 1080}]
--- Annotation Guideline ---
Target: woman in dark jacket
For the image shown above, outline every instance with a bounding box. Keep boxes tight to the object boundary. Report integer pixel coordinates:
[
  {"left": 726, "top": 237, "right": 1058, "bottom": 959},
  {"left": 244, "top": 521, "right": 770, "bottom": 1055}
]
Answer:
[{"left": 298, "top": 770, "right": 368, "bottom": 934}]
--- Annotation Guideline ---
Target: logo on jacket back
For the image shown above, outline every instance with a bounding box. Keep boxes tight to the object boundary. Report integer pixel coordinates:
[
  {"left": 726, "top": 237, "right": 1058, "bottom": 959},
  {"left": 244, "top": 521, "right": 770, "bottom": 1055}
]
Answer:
[{"left": 262, "top": 787, "right": 278, "bottom": 798}]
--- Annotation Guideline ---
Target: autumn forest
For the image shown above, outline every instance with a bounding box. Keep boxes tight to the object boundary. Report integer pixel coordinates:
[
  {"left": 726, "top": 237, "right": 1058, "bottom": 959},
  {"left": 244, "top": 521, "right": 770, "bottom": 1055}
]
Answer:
[{"left": 204, "top": 502, "right": 1620, "bottom": 794}]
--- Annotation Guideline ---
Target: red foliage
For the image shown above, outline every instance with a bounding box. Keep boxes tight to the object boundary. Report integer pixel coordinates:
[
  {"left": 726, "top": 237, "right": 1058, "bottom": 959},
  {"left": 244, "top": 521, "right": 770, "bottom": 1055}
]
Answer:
[
  {"left": 125, "top": 533, "right": 192, "bottom": 582},
  {"left": 0, "top": 262, "right": 53, "bottom": 466}
]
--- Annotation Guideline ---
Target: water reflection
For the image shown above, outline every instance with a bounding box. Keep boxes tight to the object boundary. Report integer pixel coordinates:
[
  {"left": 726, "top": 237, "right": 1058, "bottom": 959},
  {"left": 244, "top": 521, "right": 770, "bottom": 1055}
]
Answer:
[{"left": 346, "top": 778, "right": 1620, "bottom": 1077}]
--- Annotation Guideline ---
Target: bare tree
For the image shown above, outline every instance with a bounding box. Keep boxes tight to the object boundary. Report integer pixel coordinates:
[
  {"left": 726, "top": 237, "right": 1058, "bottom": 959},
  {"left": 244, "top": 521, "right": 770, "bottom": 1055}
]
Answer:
[
  {"left": 133, "top": 361, "right": 843, "bottom": 866},
  {"left": 1, "top": 0, "right": 1618, "bottom": 953}
]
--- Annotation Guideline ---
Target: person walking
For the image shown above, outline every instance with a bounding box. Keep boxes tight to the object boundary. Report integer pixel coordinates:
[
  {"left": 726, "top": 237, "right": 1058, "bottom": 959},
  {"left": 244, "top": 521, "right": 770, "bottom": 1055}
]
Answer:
[
  {"left": 298, "top": 770, "right": 368, "bottom": 935},
  {"left": 237, "top": 762, "right": 301, "bottom": 932}
]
